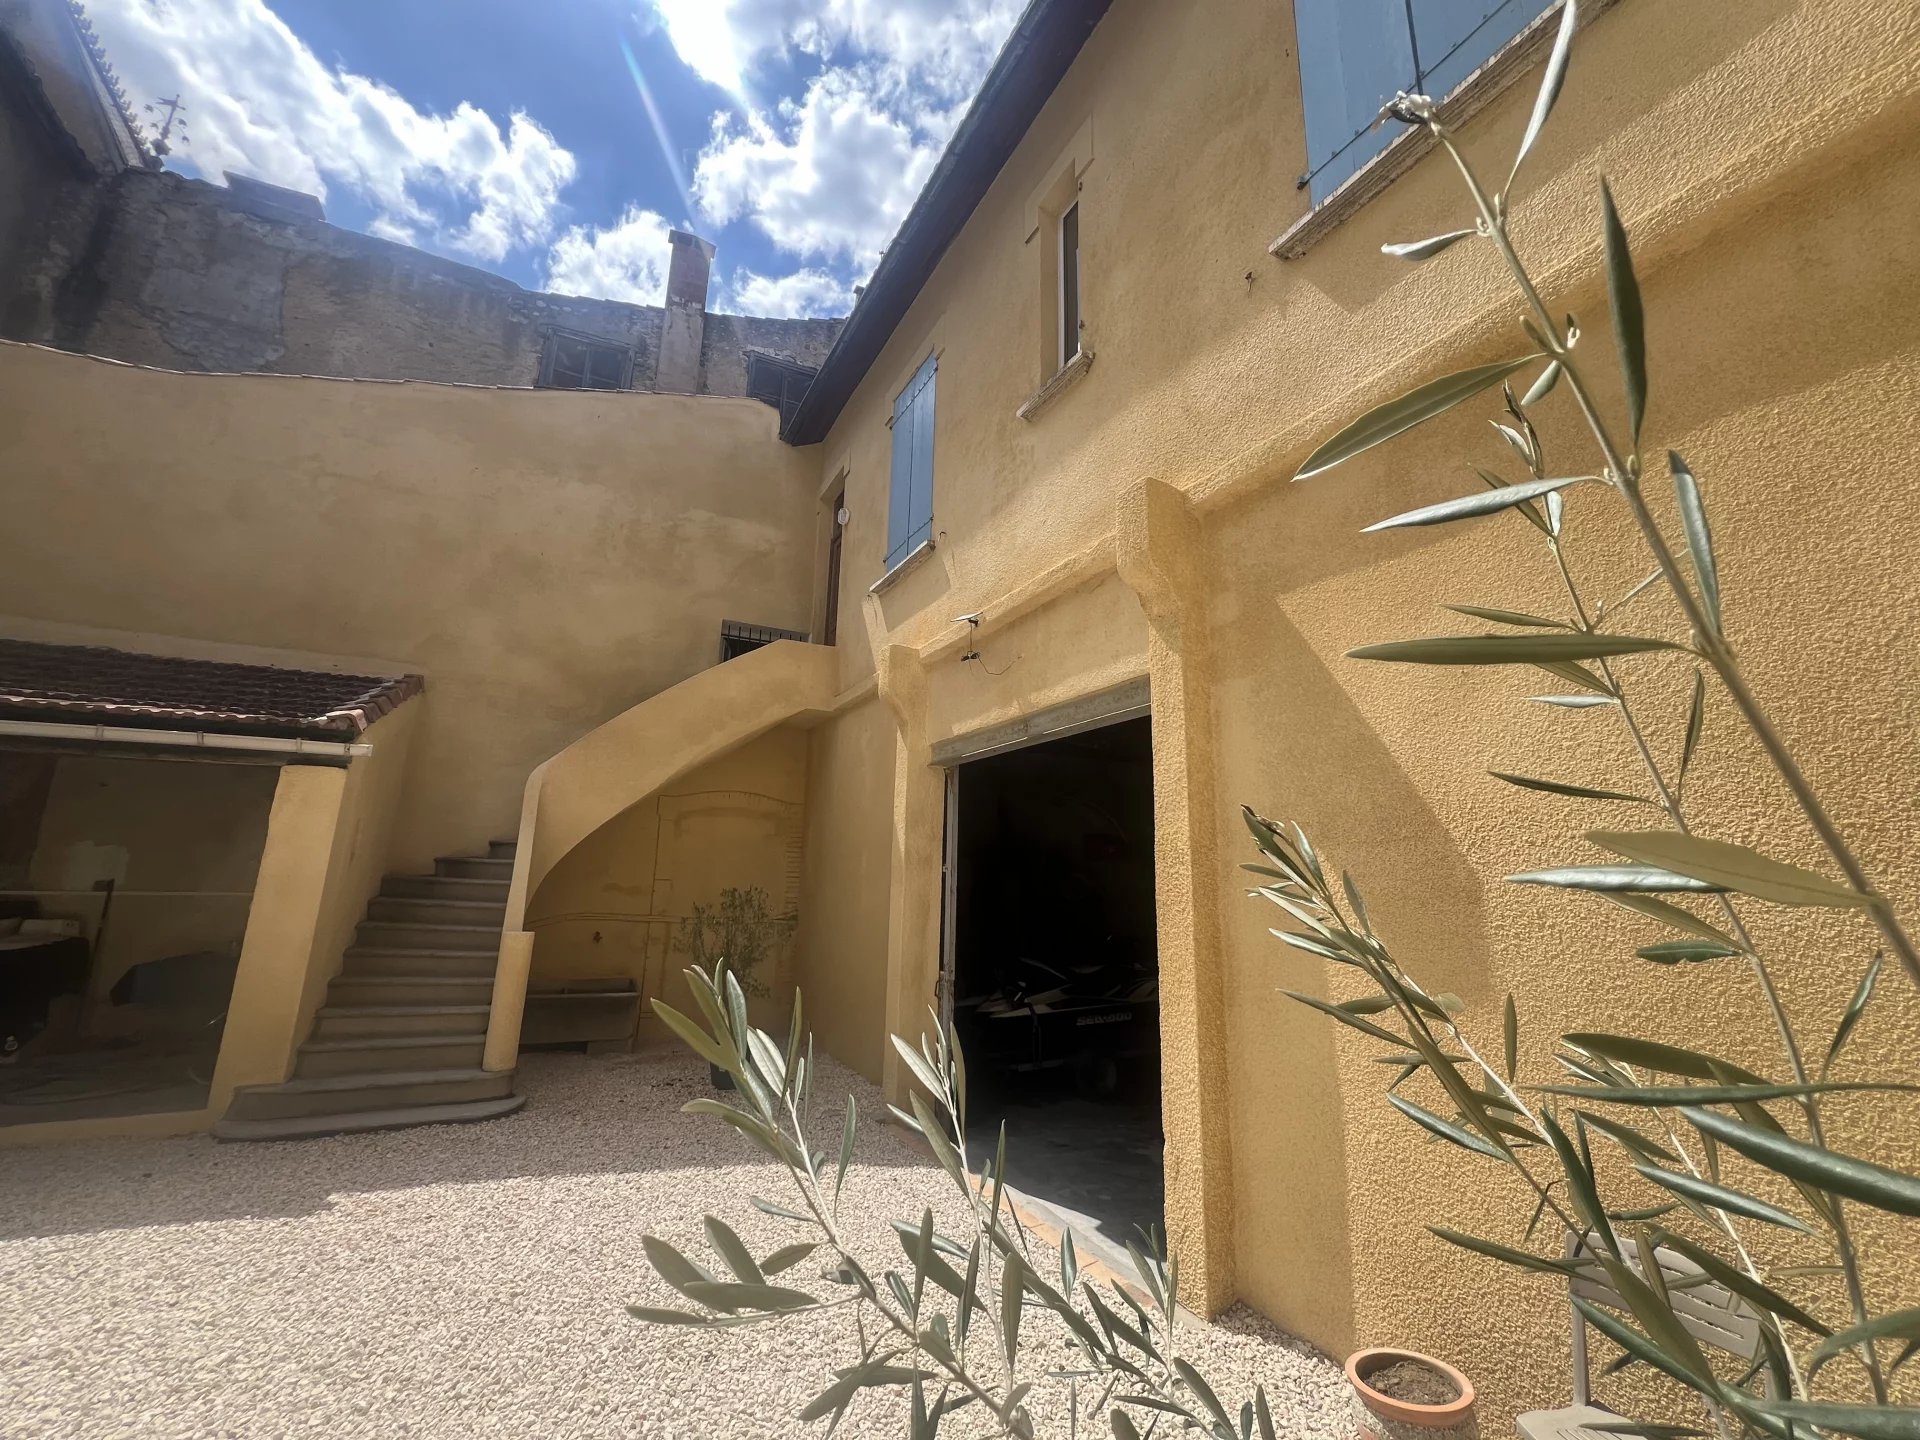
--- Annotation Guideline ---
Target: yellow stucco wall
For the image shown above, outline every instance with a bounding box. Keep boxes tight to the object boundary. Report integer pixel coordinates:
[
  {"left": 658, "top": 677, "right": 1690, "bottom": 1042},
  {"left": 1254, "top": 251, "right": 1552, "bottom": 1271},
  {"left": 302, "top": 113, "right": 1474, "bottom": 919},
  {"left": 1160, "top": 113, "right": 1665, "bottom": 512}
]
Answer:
[
  {"left": 3, "top": 0, "right": 1916, "bottom": 1420},
  {"left": 792, "top": 695, "right": 896, "bottom": 1081},
  {"left": 528, "top": 726, "right": 809, "bottom": 1037},
  {"left": 0, "top": 345, "right": 823, "bottom": 873},
  {"left": 793, "top": 0, "right": 1920, "bottom": 1423}
]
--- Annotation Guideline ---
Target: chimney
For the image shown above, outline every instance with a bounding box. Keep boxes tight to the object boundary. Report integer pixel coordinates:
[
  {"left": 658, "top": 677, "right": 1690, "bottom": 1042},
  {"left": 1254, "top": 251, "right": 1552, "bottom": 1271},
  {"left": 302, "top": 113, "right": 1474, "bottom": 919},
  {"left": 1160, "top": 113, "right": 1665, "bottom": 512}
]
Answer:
[{"left": 654, "top": 228, "right": 715, "bottom": 394}]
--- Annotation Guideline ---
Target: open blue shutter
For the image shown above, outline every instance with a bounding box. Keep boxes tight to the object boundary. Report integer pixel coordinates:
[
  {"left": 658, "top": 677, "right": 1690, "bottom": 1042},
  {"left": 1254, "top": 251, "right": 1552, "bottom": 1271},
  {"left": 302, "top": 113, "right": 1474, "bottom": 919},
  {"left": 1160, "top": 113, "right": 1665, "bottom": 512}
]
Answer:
[
  {"left": 885, "top": 354, "right": 938, "bottom": 571},
  {"left": 887, "top": 383, "right": 917, "bottom": 568},
  {"left": 1413, "top": 0, "right": 1555, "bottom": 101},
  {"left": 1294, "top": 0, "right": 1416, "bottom": 203}
]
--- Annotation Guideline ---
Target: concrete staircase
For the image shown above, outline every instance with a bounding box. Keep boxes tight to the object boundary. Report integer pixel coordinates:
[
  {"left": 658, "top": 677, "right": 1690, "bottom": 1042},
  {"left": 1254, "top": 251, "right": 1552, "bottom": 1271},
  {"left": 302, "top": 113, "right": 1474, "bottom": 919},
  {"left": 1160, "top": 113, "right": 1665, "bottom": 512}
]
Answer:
[{"left": 212, "top": 841, "right": 528, "bottom": 1141}]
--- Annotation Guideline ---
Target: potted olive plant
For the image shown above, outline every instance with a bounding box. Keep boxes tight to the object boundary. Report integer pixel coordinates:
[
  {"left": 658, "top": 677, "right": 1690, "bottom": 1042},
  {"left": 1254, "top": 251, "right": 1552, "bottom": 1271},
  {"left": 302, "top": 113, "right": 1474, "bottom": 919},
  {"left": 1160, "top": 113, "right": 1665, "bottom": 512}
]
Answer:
[{"left": 675, "top": 886, "right": 796, "bottom": 1090}]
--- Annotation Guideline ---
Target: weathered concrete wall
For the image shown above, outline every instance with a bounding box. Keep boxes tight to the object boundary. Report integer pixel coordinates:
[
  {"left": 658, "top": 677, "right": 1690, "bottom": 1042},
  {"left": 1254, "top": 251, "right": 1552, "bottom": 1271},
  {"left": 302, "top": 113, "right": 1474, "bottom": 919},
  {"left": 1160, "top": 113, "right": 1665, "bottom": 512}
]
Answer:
[
  {"left": 792, "top": 0, "right": 1920, "bottom": 1424},
  {"left": 701, "top": 312, "right": 845, "bottom": 400},
  {"left": 0, "top": 341, "right": 825, "bottom": 875},
  {"left": 0, "top": 56, "right": 70, "bottom": 330},
  {"left": 5, "top": 167, "right": 841, "bottom": 391}
]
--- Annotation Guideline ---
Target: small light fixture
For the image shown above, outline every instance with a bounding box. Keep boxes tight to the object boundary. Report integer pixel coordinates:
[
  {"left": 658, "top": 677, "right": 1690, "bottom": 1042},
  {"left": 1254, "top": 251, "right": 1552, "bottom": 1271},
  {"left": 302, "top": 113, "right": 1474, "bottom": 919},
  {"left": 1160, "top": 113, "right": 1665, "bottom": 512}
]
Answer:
[{"left": 836, "top": 505, "right": 851, "bottom": 526}]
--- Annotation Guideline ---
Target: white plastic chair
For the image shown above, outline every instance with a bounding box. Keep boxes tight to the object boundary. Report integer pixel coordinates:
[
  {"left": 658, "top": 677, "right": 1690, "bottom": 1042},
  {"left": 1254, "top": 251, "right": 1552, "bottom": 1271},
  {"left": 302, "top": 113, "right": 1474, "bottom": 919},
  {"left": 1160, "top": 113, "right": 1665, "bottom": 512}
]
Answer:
[{"left": 1516, "top": 1235, "right": 1765, "bottom": 1440}]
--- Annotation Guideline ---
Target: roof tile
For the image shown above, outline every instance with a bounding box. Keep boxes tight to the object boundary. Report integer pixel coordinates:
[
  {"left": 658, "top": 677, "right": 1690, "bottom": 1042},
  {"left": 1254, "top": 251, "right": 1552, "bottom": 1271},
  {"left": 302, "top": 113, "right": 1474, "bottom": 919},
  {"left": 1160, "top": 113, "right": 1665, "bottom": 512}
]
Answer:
[{"left": 0, "top": 639, "right": 422, "bottom": 739}]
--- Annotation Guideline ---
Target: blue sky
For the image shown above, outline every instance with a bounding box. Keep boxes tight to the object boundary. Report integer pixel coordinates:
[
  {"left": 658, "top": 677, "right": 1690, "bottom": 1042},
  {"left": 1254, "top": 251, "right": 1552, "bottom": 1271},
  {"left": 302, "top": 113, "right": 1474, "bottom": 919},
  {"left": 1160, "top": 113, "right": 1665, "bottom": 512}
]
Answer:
[{"left": 85, "top": 0, "right": 1023, "bottom": 316}]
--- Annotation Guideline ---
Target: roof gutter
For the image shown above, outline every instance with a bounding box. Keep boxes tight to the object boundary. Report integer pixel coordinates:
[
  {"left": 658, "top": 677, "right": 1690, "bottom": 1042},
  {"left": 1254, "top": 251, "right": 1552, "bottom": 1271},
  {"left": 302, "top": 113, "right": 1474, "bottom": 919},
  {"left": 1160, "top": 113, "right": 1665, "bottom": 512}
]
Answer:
[
  {"left": 782, "top": 0, "right": 1111, "bottom": 446},
  {"left": 0, "top": 717, "right": 370, "bottom": 761}
]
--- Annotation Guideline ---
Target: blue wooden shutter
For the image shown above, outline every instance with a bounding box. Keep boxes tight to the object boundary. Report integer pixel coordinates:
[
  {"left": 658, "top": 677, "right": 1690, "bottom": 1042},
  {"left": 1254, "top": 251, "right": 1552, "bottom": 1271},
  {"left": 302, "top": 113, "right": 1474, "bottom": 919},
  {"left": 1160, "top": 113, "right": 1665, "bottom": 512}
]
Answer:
[
  {"left": 1413, "top": 0, "right": 1555, "bottom": 101},
  {"left": 886, "top": 354, "right": 938, "bottom": 570},
  {"left": 1294, "top": 0, "right": 1416, "bottom": 203}
]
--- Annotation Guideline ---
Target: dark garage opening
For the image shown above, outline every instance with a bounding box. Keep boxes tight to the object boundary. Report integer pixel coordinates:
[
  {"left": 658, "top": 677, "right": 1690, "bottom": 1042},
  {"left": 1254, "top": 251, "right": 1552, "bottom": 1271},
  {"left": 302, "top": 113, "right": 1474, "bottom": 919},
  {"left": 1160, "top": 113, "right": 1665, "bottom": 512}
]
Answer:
[{"left": 951, "top": 715, "right": 1161, "bottom": 1258}]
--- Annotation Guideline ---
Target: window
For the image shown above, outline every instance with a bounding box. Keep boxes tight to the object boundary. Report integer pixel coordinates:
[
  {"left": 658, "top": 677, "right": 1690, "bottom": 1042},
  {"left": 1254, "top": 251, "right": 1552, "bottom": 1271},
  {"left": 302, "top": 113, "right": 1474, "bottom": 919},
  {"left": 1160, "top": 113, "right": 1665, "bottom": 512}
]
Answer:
[
  {"left": 1058, "top": 201, "right": 1082, "bottom": 370},
  {"left": 746, "top": 352, "right": 819, "bottom": 431},
  {"left": 1294, "top": 0, "right": 1556, "bottom": 203},
  {"left": 885, "top": 353, "right": 937, "bottom": 572},
  {"left": 538, "top": 329, "right": 633, "bottom": 390}
]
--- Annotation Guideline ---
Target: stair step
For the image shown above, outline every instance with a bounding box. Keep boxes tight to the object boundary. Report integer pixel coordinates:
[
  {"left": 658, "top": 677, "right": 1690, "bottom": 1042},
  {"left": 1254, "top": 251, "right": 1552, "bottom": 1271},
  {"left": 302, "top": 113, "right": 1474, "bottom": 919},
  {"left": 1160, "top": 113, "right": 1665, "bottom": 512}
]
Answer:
[
  {"left": 342, "top": 947, "right": 498, "bottom": 978},
  {"left": 312, "top": 1005, "right": 490, "bottom": 1040},
  {"left": 382, "top": 874, "right": 510, "bottom": 903},
  {"left": 296, "top": 1034, "right": 485, "bottom": 1078},
  {"left": 367, "top": 895, "right": 507, "bottom": 927},
  {"left": 224, "top": 1068, "right": 514, "bottom": 1121},
  {"left": 213, "top": 1093, "right": 526, "bottom": 1142},
  {"left": 488, "top": 839, "right": 518, "bottom": 860},
  {"left": 435, "top": 855, "right": 515, "bottom": 881},
  {"left": 355, "top": 920, "right": 501, "bottom": 952},
  {"left": 329, "top": 975, "right": 494, "bottom": 1008}
]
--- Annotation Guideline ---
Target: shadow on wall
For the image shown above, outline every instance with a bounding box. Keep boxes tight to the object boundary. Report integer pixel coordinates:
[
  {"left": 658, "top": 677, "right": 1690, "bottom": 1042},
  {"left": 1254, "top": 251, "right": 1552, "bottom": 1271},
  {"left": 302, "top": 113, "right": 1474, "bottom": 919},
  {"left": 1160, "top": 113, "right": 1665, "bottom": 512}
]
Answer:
[
  {"left": 1210, "top": 108, "right": 1920, "bottom": 624},
  {"left": 1207, "top": 562, "right": 1492, "bottom": 1351}
]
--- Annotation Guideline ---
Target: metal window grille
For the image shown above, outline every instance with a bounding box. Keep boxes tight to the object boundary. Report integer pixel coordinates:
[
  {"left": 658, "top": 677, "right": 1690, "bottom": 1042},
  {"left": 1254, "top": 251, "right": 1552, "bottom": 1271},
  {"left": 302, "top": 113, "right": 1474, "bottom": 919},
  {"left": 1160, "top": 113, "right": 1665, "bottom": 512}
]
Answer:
[{"left": 719, "top": 621, "right": 809, "bottom": 663}]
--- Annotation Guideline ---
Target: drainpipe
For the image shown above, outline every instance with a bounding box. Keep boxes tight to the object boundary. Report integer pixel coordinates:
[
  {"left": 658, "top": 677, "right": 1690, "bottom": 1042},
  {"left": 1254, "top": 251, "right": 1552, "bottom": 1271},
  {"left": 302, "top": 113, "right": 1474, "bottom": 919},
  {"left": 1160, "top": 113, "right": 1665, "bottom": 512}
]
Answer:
[{"left": 0, "top": 718, "right": 370, "bottom": 760}]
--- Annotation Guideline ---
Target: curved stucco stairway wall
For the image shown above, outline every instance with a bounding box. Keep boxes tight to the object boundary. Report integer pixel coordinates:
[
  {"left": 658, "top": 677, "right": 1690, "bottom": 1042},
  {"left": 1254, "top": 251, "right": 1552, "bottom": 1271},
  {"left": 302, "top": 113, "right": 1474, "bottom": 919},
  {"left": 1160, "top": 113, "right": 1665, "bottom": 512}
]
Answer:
[{"left": 483, "top": 640, "right": 841, "bottom": 1069}]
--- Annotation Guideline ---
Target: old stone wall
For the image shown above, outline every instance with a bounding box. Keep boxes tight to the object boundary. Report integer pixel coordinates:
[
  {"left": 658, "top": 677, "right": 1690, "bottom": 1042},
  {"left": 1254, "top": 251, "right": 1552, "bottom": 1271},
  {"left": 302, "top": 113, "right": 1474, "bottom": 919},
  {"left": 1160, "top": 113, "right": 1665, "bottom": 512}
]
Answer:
[
  {"left": 4, "top": 167, "right": 841, "bottom": 392},
  {"left": 701, "top": 312, "right": 844, "bottom": 399}
]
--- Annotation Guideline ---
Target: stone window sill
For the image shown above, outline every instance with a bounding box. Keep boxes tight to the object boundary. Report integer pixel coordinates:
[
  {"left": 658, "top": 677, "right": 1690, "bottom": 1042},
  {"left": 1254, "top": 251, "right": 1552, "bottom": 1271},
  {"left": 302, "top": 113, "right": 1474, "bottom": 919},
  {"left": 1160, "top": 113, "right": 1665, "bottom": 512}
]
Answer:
[
  {"left": 1269, "top": 0, "right": 1617, "bottom": 261},
  {"left": 869, "top": 537, "right": 936, "bottom": 596},
  {"left": 1016, "top": 348, "right": 1095, "bottom": 422}
]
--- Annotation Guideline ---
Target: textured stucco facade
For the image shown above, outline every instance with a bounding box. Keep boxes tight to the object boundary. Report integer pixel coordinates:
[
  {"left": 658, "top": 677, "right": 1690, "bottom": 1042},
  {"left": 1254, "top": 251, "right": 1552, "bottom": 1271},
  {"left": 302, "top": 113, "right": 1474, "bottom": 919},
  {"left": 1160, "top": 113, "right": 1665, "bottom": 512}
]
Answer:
[
  {"left": 781, "top": 0, "right": 1920, "bottom": 1425},
  {"left": 2, "top": 0, "right": 1918, "bottom": 1427}
]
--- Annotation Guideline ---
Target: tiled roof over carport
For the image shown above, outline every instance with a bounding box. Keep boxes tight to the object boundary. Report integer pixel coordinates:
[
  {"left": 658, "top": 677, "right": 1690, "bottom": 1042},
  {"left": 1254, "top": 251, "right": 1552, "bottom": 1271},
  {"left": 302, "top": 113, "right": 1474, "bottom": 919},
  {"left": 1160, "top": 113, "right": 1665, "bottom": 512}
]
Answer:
[{"left": 0, "top": 639, "right": 421, "bottom": 740}]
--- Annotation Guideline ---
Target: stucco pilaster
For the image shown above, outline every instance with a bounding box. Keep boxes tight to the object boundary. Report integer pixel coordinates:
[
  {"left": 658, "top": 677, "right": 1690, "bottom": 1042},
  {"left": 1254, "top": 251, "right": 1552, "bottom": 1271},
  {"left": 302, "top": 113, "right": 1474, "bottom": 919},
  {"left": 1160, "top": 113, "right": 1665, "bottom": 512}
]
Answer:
[
  {"left": 1116, "top": 475, "right": 1237, "bottom": 1318},
  {"left": 869, "top": 611, "right": 945, "bottom": 1105}
]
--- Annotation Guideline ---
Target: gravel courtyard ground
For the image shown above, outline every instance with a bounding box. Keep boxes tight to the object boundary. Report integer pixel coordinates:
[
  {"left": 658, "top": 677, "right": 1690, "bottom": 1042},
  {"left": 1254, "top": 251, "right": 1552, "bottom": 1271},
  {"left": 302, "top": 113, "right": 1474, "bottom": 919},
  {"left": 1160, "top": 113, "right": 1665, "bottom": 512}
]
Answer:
[{"left": 0, "top": 1050, "right": 1345, "bottom": 1439}]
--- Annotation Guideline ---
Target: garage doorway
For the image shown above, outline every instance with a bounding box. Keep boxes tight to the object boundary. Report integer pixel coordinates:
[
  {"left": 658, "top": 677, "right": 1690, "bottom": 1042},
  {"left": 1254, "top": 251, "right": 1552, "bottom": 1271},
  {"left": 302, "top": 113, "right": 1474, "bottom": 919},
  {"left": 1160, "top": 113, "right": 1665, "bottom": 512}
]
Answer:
[{"left": 948, "top": 714, "right": 1161, "bottom": 1257}]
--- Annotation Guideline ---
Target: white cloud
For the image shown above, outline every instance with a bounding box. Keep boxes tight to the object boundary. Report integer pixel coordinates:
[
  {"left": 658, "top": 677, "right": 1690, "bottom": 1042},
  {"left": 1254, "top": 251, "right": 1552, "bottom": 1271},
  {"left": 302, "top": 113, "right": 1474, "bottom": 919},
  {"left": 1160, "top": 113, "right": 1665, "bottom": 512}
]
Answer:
[
  {"left": 543, "top": 205, "right": 673, "bottom": 303},
  {"left": 720, "top": 266, "right": 854, "bottom": 318},
  {"left": 84, "top": 0, "right": 576, "bottom": 263},
  {"left": 694, "top": 71, "right": 935, "bottom": 265},
  {"left": 651, "top": 0, "right": 1020, "bottom": 108},
  {"left": 652, "top": 0, "right": 1019, "bottom": 273}
]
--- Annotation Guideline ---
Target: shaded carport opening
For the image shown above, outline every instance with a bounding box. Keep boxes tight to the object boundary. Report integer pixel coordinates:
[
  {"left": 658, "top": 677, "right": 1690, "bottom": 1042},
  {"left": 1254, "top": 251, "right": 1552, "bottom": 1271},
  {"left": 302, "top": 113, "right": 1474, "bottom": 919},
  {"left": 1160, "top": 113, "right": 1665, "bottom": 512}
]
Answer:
[
  {"left": 0, "top": 744, "right": 277, "bottom": 1124},
  {"left": 950, "top": 715, "right": 1161, "bottom": 1255},
  {"left": 0, "top": 636, "right": 419, "bottom": 1127}
]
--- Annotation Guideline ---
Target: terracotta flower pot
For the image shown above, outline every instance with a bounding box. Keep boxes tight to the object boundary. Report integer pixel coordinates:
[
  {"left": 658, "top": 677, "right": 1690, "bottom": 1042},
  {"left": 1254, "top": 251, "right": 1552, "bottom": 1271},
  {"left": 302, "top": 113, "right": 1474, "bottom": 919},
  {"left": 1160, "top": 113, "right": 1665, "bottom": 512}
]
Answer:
[{"left": 1345, "top": 1348, "right": 1476, "bottom": 1440}]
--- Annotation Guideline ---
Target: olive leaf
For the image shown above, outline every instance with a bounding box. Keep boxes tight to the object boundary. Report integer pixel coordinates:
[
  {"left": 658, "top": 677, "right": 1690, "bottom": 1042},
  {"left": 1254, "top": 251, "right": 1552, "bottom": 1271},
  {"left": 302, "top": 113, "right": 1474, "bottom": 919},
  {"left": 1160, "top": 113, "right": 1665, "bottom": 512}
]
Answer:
[
  {"left": 1491, "top": 771, "right": 1651, "bottom": 804},
  {"left": 1600, "top": 178, "right": 1647, "bottom": 449},
  {"left": 1295, "top": 356, "right": 1542, "bottom": 480},
  {"left": 1362, "top": 475, "right": 1592, "bottom": 532},
  {"left": 1349, "top": 633, "right": 1680, "bottom": 666},
  {"left": 1684, "top": 1106, "right": 1920, "bottom": 1218},
  {"left": 1445, "top": 604, "right": 1567, "bottom": 628},
  {"left": 1506, "top": 0, "right": 1578, "bottom": 194},
  {"left": 1669, "top": 453, "right": 1720, "bottom": 632},
  {"left": 1587, "top": 830, "right": 1870, "bottom": 908},
  {"left": 1382, "top": 229, "right": 1477, "bottom": 260},
  {"left": 1824, "top": 952, "right": 1883, "bottom": 1077}
]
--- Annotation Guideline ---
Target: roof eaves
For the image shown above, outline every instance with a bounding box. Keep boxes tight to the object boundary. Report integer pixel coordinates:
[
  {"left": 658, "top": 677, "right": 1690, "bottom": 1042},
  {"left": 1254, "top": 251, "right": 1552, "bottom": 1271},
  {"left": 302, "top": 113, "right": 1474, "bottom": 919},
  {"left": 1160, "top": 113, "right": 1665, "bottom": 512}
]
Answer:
[{"left": 781, "top": 0, "right": 1111, "bottom": 446}]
